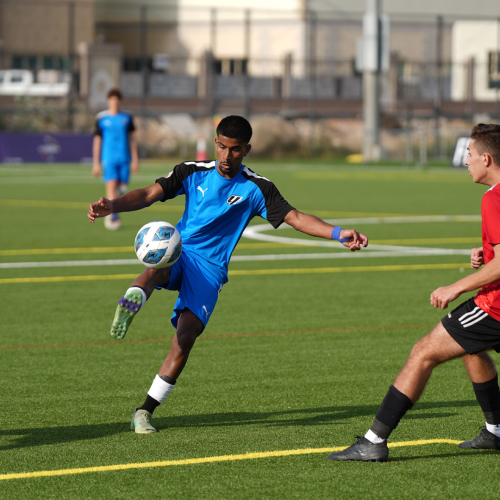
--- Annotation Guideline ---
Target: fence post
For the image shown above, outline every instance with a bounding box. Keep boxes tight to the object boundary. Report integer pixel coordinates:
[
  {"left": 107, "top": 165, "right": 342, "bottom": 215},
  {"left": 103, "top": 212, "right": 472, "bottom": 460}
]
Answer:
[
  {"left": 67, "top": 1, "right": 75, "bottom": 131},
  {"left": 243, "top": 9, "right": 251, "bottom": 117},
  {"left": 433, "top": 15, "right": 443, "bottom": 158},
  {"left": 466, "top": 56, "right": 475, "bottom": 118},
  {"left": 140, "top": 4, "right": 148, "bottom": 147}
]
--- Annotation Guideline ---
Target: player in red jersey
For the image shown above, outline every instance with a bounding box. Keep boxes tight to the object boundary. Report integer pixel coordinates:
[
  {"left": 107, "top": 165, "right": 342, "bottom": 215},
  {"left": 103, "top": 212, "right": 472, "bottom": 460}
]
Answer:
[{"left": 328, "top": 123, "right": 500, "bottom": 462}]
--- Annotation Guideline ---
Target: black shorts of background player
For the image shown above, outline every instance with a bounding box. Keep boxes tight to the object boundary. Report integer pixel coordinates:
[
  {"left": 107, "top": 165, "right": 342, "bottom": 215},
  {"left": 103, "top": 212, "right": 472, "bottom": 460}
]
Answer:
[{"left": 328, "top": 123, "right": 500, "bottom": 462}]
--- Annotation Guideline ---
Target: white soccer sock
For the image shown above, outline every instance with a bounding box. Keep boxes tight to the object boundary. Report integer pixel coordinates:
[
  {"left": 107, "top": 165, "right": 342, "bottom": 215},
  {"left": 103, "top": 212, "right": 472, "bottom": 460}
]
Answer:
[
  {"left": 364, "top": 429, "right": 385, "bottom": 444},
  {"left": 486, "top": 422, "right": 500, "bottom": 437},
  {"left": 127, "top": 287, "right": 147, "bottom": 307},
  {"left": 147, "top": 375, "right": 175, "bottom": 404}
]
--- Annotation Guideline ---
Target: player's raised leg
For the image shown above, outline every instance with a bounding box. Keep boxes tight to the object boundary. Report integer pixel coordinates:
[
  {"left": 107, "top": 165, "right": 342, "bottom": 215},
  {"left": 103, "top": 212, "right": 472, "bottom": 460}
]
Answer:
[
  {"left": 131, "top": 309, "right": 203, "bottom": 433},
  {"left": 327, "top": 322, "right": 467, "bottom": 462},
  {"left": 111, "top": 267, "right": 171, "bottom": 340},
  {"left": 459, "top": 352, "right": 500, "bottom": 449}
]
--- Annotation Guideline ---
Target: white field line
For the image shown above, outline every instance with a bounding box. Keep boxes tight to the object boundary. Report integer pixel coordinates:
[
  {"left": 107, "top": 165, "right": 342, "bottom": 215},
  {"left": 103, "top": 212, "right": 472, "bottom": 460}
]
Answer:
[
  {"left": 243, "top": 216, "right": 481, "bottom": 249},
  {"left": 0, "top": 249, "right": 472, "bottom": 269},
  {"left": 0, "top": 216, "right": 478, "bottom": 269}
]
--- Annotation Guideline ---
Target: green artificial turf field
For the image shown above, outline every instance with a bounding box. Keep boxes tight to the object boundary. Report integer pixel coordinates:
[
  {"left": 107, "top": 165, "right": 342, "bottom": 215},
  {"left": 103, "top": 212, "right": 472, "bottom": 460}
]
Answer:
[{"left": 0, "top": 160, "right": 497, "bottom": 499}]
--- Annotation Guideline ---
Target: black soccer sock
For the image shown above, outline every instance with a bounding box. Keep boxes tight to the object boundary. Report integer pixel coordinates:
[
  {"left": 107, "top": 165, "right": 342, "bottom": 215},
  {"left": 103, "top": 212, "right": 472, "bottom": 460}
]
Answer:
[
  {"left": 138, "top": 375, "right": 177, "bottom": 415},
  {"left": 473, "top": 374, "right": 500, "bottom": 425},
  {"left": 138, "top": 395, "right": 161, "bottom": 415},
  {"left": 370, "top": 385, "right": 414, "bottom": 440}
]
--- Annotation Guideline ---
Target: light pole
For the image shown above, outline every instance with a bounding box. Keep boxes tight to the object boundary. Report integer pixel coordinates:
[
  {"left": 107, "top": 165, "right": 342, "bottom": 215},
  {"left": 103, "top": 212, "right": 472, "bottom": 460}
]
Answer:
[{"left": 362, "top": 0, "right": 382, "bottom": 162}]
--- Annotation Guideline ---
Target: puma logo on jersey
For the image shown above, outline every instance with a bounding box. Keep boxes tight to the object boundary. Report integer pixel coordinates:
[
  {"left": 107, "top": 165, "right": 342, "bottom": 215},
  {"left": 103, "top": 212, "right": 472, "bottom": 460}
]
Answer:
[
  {"left": 227, "top": 195, "right": 243, "bottom": 206},
  {"left": 202, "top": 305, "right": 210, "bottom": 318},
  {"left": 197, "top": 186, "right": 208, "bottom": 197}
]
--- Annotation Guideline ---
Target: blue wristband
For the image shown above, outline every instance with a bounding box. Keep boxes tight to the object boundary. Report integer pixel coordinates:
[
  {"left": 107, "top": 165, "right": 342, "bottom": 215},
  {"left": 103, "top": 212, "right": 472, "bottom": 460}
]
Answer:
[{"left": 331, "top": 226, "right": 350, "bottom": 244}]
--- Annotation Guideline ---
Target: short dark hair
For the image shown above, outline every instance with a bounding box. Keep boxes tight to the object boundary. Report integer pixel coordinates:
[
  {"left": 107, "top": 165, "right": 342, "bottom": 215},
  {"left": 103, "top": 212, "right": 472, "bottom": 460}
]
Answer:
[
  {"left": 107, "top": 88, "right": 123, "bottom": 100},
  {"left": 471, "top": 123, "right": 500, "bottom": 165},
  {"left": 216, "top": 115, "right": 252, "bottom": 143}
]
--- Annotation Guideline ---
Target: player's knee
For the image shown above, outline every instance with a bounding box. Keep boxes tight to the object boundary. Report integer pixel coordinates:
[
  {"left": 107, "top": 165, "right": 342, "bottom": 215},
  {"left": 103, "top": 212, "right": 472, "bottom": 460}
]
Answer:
[
  {"left": 409, "top": 338, "right": 439, "bottom": 368},
  {"left": 143, "top": 267, "right": 170, "bottom": 287},
  {"left": 176, "top": 329, "right": 198, "bottom": 352}
]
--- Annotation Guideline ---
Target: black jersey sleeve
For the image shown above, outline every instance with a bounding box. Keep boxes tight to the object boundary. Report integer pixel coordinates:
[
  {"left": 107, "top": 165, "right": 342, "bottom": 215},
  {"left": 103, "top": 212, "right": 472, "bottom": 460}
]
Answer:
[
  {"left": 127, "top": 115, "right": 136, "bottom": 133},
  {"left": 155, "top": 163, "right": 186, "bottom": 201},
  {"left": 155, "top": 160, "right": 216, "bottom": 202},
  {"left": 93, "top": 118, "right": 102, "bottom": 137},
  {"left": 241, "top": 167, "right": 294, "bottom": 228},
  {"left": 260, "top": 181, "right": 295, "bottom": 228}
]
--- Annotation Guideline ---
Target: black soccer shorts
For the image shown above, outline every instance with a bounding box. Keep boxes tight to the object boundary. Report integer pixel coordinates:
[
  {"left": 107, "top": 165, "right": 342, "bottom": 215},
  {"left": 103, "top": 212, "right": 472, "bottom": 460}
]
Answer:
[{"left": 442, "top": 297, "right": 500, "bottom": 355}]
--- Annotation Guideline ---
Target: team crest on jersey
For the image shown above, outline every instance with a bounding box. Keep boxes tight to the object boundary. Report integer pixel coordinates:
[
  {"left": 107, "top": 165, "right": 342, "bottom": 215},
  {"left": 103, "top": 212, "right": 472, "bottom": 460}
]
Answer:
[{"left": 227, "top": 195, "right": 243, "bottom": 206}]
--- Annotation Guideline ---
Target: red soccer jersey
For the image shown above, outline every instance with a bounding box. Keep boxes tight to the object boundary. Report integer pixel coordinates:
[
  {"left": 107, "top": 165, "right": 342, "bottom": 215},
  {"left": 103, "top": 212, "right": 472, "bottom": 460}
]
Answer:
[{"left": 474, "top": 183, "right": 500, "bottom": 321}]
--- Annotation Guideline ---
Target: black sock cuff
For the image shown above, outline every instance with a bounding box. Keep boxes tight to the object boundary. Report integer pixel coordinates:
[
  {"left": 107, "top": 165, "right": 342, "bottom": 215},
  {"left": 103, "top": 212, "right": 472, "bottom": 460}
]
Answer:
[
  {"left": 139, "top": 394, "right": 161, "bottom": 414},
  {"left": 160, "top": 375, "right": 176, "bottom": 385},
  {"left": 374, "top": 385, "right": 414, "bottom": 432},
  {"left": 371, "top": 419, "right": 393, "bottom": 440},
  {"left": 388, "top": 385, "right": 414, "bottom": 409},
  {"left": 473, "top": 374, "right": 499, "bottom": 392},
  {"left": 473, "top": 374, "right": 500, "bottom": 421}
]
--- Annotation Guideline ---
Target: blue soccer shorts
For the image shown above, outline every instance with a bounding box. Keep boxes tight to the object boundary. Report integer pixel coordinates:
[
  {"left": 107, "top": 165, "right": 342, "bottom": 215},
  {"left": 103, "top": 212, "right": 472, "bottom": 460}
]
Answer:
[
  {"left": 102, "top": 161, "right": 130, "bottom": 184},
  {"left": 156, "top": 250, "right": 224, "bottom": 331}
]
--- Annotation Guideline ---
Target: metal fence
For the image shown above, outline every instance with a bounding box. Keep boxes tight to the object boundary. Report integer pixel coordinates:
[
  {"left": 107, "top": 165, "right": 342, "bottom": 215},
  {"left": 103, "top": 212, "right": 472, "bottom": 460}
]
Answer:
[{"left": 1, "top": 1, "right": 500, "bottom": 159}]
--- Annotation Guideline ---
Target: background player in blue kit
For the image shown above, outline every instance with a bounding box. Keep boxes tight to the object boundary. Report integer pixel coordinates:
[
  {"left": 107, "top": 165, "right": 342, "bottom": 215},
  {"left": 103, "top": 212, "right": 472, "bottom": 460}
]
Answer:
[
  {"left": 87, "top": 115, "right": 369, "bottom": 433},
  {"left": 92, "top": 87, "right": 139, "bottom": 230}
]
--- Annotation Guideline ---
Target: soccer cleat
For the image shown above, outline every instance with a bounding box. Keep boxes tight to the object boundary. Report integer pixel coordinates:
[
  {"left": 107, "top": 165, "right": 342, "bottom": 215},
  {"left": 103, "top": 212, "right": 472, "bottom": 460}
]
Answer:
[
  {"left": 104, "top": 215, "right": 121, "bottom": 231},
  {"left": 458, "top": 427, "right": 500, "bottom": 450},
  {"left": 110, "top": 289, "right": 143, "bottom": 340},
  {"left": 131, "top": 408, "right": 156, "bottom": 434},
  {"left": 327, "top": 436, "right": 389, "bottom": 462}
]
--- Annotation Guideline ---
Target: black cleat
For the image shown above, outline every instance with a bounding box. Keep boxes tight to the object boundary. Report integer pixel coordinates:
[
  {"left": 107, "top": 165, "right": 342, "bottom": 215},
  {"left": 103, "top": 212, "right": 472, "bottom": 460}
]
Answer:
[
  {"left": 458, "top": 427, "right": 500, "bottom": 450},
  {"left": 327, "top": 436, "right": 389, "bottom": 462}
]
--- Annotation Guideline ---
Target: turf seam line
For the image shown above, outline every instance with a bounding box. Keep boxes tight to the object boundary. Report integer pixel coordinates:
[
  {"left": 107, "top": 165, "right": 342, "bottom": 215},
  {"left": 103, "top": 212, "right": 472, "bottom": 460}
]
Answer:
[
  {"left": 0, "top": 440, "right": 462, "bottom": 481},
  {"left": 0, "top": 323, "right": 434, "bottom": 350}
]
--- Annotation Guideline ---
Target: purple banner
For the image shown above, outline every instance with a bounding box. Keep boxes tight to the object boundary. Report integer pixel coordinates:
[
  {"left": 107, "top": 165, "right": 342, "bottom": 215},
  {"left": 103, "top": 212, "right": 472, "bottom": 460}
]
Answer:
[{"left": 0, "top": 132, "right": 93, "bottom": 163}]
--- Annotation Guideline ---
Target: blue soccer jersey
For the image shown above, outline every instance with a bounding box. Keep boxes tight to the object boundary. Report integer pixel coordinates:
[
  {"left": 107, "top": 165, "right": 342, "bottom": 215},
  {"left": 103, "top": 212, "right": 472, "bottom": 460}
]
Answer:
[
  {"left": 156, "top": 160, "right": 294, "bottom": 281},
  {"left": 94, "top": 111, "right": 135, "bottom": 164}
]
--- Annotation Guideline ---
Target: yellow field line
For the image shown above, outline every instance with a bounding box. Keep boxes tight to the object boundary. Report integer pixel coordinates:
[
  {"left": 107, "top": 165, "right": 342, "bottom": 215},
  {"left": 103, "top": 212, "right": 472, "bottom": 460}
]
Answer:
[
  {"left": 0, "top": 247, "right": 135, "bottom": 257},
  {"left": 228, "top": 263, "right": 470, "bottom": 276},
  {"left": 0, "top": 263, "right": 470, "bottom": 285},
  {"left": 0, "top": 274, "right": 139, "bottom": 284},
  {"left": 0, "top": 243, "right": 304, "bottom": 257},
  {"left": 0, "top": 199, "right": 184, "bottom": 212},
  {"left": 0, "top": 439, "right": 462, "bottom": 481},
  {"left": 294, "top": 172, "right": 469, "bottom": 183}
]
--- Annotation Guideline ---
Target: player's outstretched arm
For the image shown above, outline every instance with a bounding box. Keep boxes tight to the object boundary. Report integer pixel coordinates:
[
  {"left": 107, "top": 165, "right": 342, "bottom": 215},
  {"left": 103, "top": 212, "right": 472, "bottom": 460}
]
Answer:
[
  {"left": 431, "top": 245, "right": 500, "bottom": 309},
  {"left": 283, "top": 210, "right": 368, "bottom": 251},
  {"left": 87, "top": 183, "right": 164, "bottom": 223}
]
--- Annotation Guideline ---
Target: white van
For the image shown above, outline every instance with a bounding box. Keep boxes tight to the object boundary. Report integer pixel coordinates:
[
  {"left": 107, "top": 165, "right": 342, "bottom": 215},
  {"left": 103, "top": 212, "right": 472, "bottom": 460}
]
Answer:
[{"left": 0, "top": 70, "right": 70, "bottom": 96}]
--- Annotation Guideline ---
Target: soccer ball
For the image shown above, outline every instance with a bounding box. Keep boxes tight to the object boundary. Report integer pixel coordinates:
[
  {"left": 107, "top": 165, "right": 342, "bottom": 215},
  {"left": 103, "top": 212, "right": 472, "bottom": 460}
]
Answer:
[{"left": 134, "top": 221, "right": 182, "bottom": 269}]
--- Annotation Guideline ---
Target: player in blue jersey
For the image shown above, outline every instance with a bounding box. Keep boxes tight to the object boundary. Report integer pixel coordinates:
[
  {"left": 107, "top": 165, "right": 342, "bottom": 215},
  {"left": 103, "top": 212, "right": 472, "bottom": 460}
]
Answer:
[
  {"left": 87, "top": 115, "right": 369, "bottom": 434},
  {"left": 92, "top": 88, "right": 139, "bottom": 230}
]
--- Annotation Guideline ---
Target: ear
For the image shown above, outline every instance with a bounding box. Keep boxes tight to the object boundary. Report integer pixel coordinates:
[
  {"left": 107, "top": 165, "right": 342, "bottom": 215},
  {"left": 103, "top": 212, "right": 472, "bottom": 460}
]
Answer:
[
  {"left": 214, "top": 137, "right": 219, "bottom": 146},
  {"left": 244, "top": 143, "right": 251, "bottom": 157},
  {"left": 484, "top": 152, "right": 493, "bottom": 168}
]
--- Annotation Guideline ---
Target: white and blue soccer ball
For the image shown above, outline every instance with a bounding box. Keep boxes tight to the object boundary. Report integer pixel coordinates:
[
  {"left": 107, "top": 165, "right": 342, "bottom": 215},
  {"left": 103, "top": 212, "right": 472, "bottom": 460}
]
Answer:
[{"left": 134, "top": 221, "right": 182, "bottom": 269}]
